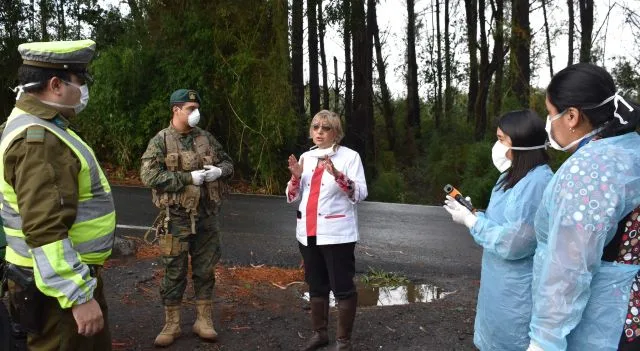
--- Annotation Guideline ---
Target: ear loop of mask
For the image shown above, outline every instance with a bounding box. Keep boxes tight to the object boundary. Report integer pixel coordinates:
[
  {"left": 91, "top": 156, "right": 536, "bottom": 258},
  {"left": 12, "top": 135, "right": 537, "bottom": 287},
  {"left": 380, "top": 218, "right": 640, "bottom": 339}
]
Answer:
[
  {"left": 11, "top": 82, "right": 41, "bottom": 100},
  {"left": 509, "top": 144, "right": 548, "bottom": 151}
]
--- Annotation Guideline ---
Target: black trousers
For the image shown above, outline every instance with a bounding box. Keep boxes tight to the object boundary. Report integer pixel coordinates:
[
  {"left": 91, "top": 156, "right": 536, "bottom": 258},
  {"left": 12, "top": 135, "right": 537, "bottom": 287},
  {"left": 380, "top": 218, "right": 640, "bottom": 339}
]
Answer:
[{"left": 298, "top": 237, "right": 356, "bottom": 300}]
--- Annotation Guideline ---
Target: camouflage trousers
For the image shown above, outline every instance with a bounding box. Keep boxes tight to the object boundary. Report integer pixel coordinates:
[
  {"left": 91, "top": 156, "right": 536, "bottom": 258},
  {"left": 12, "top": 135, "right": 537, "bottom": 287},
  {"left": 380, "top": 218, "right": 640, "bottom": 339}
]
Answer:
[{"left": 159, "top": 213, "right": 221, "bottom": 305}]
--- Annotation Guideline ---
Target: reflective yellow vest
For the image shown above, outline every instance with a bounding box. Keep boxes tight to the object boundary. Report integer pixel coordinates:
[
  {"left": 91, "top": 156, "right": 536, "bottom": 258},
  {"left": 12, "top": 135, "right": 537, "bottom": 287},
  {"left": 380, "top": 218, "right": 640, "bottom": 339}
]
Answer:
[{"left": 0, "top": 108, "right": 115, "bottom": 308}]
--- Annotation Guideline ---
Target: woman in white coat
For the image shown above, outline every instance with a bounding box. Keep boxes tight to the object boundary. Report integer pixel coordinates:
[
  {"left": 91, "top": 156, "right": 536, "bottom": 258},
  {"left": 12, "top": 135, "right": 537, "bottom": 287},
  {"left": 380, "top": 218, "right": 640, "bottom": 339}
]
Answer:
[{"left": 286, "top": 110, "right": 367, "bottom": 351}]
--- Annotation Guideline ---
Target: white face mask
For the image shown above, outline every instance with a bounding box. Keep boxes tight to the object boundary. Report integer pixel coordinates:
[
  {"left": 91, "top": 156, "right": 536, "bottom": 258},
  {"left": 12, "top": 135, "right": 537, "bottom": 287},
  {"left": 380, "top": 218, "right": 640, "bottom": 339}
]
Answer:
[
  {"left": 38, "top": 80, "right": 89, "bottom": 114},
  {"left": 545, "top": 110, "right": 566, "bottom": 151},
  {"left": 188, "top": 108, "right": 200, "bottom": 127},
  {"left": 308, "top": 143, "right": 337, "bottom": 158},
  {"left": 545, "top": 109, "right": 604, "bottom": 152},
  {"left": 491, "top": 140, "right": 547, "bottom": 172},
  {"left": 491, "top": 141, "right": 512, "bottom": 173}
]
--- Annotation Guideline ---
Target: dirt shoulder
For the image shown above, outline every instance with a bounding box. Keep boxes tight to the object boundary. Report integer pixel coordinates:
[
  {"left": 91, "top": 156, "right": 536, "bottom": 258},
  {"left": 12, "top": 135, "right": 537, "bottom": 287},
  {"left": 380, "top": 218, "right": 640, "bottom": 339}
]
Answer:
[{"left": 105, "top": 241, "right": 477, "bottom": 351}]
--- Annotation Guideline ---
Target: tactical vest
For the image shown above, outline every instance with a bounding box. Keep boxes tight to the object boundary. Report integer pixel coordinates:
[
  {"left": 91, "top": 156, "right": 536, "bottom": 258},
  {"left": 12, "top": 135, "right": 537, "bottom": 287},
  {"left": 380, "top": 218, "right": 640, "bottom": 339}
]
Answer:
[
  {"left": 0, "top": 110, "right": 116, "bottom": 268},
  {"left": 152, "top": 129, "right": 223, "bottom": 214}
]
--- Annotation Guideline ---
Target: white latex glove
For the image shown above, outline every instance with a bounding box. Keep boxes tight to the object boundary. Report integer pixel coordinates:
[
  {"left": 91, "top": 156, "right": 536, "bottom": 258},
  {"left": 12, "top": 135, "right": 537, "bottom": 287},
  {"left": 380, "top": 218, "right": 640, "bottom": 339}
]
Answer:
[
  {"left": 443, "top": 195, "right": 477, "bottom": 229},
  {"left": 526, "top": 342, "right": 544, "bottom": 351},
  {"left": 203, "top": 165, "right": 222, "bottom": 182},
  {"left": 190, "top": 170, "right": 206, "bottom": 186}
]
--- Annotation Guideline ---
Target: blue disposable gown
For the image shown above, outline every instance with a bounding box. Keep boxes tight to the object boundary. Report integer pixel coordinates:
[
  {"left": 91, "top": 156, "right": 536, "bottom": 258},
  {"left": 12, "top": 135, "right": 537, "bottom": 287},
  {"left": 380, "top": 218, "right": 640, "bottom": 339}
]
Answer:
[
  {"left": 470, "top": 164, "right": 553, "bottom": 351},
  {"left": 529, "top": 132, "right": 640, "bottom": 351}
]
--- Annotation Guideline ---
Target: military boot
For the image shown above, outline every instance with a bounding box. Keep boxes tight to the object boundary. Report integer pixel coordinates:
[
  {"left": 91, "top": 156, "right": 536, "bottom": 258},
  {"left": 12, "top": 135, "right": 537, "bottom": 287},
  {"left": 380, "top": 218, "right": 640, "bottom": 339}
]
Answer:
[
  {"left": 301, "top": 296, "right": 330, "bottom": 351},
  {"left": 331, "top": 294, "right": 357, "bottom": 351},
  {"left": 154, "top": 305, "right": 181, "bottom": 347},
  {"left": 193, "top": 300, "right": 218, "bottom": 340}
]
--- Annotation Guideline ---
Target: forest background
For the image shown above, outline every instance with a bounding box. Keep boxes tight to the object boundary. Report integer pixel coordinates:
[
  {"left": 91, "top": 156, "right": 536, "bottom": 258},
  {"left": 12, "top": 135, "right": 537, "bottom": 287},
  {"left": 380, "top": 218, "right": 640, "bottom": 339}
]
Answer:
[{"left": 1, "top": 0, "right": 640, "bottom": 207}]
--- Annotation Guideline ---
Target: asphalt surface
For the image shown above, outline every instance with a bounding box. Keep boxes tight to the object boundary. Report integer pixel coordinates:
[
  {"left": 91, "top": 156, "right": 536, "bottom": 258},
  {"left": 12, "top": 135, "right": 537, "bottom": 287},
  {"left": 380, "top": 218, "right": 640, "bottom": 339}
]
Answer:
[{"left": 113, "top": 186, "right": 482, "bottom": 283}]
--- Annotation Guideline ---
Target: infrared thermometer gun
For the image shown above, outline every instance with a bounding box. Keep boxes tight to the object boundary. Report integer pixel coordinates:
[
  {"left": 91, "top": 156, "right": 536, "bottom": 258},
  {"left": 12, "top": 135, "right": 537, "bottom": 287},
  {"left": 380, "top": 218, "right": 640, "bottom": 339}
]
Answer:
[{"left": 443, "top": 184, "right": 476, "bottom": 213}]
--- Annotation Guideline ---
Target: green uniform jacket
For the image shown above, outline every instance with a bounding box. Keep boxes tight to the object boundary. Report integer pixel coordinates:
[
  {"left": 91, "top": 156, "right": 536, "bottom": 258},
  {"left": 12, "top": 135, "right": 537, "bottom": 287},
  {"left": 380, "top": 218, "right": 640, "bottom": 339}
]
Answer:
[
  {"left": 140, "top": 123, "right": 234, "bottom": 215},
  {"left": 2, "top": 95, "right": 82, "bottom": 250}
]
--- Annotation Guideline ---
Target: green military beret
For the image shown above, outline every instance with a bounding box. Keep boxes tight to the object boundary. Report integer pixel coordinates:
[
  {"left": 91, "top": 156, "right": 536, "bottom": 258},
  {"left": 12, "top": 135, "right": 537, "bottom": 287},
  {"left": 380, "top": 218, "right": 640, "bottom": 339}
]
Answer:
[
  {"left": 170, "top": 89, "right": 202, "bottom": 106},
  {"left": 18, "top": 39, "right": 96, "bottom": 72}
]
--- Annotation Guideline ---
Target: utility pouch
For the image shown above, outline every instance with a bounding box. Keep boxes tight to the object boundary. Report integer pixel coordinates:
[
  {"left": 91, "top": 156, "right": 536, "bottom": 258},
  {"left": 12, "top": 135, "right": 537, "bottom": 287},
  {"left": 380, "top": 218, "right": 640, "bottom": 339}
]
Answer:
[
  {"left": 202, "top": 155, "right": 214, "bottom": 166},
  {"left": 180, "top": 151, "right": 199, "bottom": 171},
  {"left": 6, "top": 264, "right": 46, "bottom": 334},
  {"left": 180, "top": 185, "right": 200, "bottom": 211},
  {"left": 165, "top": 153, "right": 180, "bottom": 171},
  {"left": 158, "top": 234, "right": 173, "bottom": 256},
  {"left": 206, "top": 181, "right": 221, "bottom": 204}
]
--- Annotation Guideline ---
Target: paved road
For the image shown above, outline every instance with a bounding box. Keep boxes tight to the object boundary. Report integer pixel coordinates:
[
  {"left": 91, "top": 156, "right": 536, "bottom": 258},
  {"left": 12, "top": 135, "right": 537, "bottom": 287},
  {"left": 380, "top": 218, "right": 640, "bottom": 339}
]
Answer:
[{"left": 113, "top": 186, "right": 482, "bottom": 282}]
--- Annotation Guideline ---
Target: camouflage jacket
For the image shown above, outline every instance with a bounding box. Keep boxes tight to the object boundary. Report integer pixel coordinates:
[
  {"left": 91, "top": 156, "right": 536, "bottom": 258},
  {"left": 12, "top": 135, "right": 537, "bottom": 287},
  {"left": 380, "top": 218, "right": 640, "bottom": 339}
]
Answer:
[{"left": 140, "top": 123, "right": 233, "bottom": 215}]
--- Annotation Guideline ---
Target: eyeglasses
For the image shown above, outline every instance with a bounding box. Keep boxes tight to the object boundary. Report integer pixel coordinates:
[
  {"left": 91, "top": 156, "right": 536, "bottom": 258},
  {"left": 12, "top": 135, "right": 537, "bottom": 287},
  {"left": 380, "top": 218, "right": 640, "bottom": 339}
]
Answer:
[{"left": 312, "top": 124, "right": 332, "bottom": 132}]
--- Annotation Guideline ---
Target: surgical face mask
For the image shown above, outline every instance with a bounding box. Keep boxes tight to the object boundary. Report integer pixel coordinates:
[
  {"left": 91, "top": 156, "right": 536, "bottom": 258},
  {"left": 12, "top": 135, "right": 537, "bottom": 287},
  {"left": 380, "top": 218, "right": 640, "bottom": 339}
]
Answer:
[
  {"left": 545, "top": 110, "right": 566, "bottom": 151},
  {"left": 545, "top": 109, "right": 605, "bottom": 152},
  {"left": 38, "top": 80, "right": 89, "bottom": 114},
  {"left": 188, "top": 109, "right": 200, "bottom": 127},
  {"left": 491, "top": 139, "right": 547, "bottom": 172},
  {"left": 308, "top": 143, "right": 337, "bottom": 158},
  {"left": 491, "top": 141, "right": 511, "bottom": 172}
]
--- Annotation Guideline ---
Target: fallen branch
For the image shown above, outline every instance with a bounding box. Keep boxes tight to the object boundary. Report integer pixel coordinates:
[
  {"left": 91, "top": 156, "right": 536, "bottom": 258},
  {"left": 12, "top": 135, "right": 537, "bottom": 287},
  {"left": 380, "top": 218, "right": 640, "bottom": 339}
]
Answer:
[{"left": 271, "top": 281, "right": 305, "bottom": 289}]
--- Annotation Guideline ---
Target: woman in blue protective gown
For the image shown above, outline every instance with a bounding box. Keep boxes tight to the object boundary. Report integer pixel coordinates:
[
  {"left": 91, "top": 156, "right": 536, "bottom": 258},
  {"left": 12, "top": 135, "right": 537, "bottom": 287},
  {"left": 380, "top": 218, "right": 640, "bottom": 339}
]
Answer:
[
  {"left": 443, "top": 110, "right": 553, "bottom": 350},
  {"left": 526, "top": 63, "right": 640, "bottom": 351}
]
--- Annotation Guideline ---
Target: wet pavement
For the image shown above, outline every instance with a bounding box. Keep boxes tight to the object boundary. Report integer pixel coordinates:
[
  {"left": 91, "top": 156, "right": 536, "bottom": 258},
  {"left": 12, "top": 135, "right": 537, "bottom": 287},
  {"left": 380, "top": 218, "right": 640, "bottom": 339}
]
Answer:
[{"left": 112, "top": 186, "right": 483, "bottom": 282}]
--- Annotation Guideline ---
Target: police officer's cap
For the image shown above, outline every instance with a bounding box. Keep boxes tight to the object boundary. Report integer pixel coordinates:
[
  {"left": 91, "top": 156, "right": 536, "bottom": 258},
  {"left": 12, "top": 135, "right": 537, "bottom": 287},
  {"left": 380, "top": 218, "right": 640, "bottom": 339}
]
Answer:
[
  {"left": 18, "top": 39, "right": 95, "bottom": 80},
  {"left": 170, "top": 89, "right": 202, "bottom": 106}
]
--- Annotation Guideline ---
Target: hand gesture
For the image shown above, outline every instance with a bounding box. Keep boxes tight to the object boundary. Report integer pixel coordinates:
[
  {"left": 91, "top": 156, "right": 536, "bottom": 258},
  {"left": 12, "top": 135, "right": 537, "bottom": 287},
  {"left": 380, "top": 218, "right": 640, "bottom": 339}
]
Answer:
[
  {"left": 322, "top": 155, "right": 341, "bottom": 178},
  {"left": 288, "top": 154, "right": 304, "bottom": 178}
]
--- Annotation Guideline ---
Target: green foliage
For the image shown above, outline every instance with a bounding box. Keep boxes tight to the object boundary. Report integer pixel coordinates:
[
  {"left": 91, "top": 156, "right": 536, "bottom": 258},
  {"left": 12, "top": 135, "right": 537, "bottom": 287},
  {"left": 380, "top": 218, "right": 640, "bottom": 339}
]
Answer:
[
  {"left": 359, "top": 267, "right": 410, "bottom": 287},
  {"left": 370, "top": 170, "right": 406, "bottom": 203},
  {"left": 74, "top": 0, "right": 295, "bottom": 192}
]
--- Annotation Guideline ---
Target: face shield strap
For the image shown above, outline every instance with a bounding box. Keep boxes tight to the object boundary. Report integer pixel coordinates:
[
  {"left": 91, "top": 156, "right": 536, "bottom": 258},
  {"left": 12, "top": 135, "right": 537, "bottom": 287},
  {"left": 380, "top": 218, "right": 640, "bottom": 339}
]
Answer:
[{"left": 583, "top": 91, "right": 634, "bottom": 125}]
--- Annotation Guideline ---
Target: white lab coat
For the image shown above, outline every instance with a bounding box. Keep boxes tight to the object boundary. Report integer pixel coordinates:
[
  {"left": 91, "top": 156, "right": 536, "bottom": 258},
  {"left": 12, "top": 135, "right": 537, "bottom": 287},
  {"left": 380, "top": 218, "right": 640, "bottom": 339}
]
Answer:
[{"left": 286, "top": 145, "right": 367, "bottom": 246}]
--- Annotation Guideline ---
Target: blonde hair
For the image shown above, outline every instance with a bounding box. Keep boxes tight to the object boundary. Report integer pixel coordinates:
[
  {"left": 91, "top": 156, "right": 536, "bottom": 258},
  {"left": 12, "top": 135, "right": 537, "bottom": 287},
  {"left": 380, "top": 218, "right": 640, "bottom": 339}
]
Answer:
[{"left": 309, "top": 110, "right": 344, "bottom": 144}]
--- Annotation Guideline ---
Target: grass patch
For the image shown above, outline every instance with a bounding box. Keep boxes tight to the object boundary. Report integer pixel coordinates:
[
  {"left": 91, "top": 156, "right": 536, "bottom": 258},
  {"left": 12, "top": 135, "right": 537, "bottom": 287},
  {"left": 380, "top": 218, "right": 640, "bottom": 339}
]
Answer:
[{"left": 359, "top": 267, "right": 410, "bottom": 287}]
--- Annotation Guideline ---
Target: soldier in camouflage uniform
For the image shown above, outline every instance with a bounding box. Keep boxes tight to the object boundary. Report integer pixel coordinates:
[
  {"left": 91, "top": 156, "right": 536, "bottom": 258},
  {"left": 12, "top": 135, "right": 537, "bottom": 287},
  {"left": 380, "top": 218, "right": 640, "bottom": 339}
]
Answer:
[{"left": 140, "top": 89, "right": 233, "bottom": 347}]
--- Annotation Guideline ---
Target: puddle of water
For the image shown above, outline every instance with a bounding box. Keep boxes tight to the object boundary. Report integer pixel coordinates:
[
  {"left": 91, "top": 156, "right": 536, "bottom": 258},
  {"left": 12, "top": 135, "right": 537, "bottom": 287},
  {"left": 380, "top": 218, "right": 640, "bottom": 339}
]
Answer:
[{"left": 301, "top": 282, "right": 456, "bottom": 307}]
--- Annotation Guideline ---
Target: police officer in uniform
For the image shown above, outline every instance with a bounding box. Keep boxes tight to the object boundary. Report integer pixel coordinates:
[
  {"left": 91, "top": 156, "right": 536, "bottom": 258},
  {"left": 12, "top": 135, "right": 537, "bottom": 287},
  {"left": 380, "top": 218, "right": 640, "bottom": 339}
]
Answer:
[
  {"left": 0, "top": 39, "right": 116, "bottom": 350},
  {"left": 140, "top": 89, "right": 233, "bottom": 346}
]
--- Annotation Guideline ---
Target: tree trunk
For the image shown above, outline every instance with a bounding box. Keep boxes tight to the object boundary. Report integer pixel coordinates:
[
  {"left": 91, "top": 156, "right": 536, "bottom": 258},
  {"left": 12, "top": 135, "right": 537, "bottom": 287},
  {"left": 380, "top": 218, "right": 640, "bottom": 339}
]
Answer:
[
  {"left": 371, "top": 0, "right": 396, "bottom": 151},
  {"left": 509, "top": 0, "right": 530, "bottom": 107},
  {"left": 568, "top": 0, "right": 574, "bottom": 65},
  {"left": 57, "top": 0, "right": 66, "bottom": 39},
  {"left": 334, "top": 56, "right": 339, "bottom": 112},
  {"left": 489, "top": 0, "right": 504, "bottom": 120},
  {"left": 39, "top": 0, "right": 49, "bottom": 40},
  {"left": 578, "top": 0, "right": 593, "bottom": 63},
  {"left": 406, "top": 0, "right": 420, "bottom": 138},
  {"left": 444, "top": 0, "right": 453, "bottom": 123},
  {"left": 464, "top": 0, "right": 478, "bottom": 123},
  {"left": 318, "top": 0, "right": 330, "bottom": 110},
  {"left": 542, "top": 0, "right": 554, "bottom": 77},
  {"left": 343, "top": 0, "right": 353, "bottom": 125},
  {"left": 349, "top": 0, "right": 373, "bottom": 169},
  {"left": 291, "top": 0, "right": 306, "bottom": 146},
  {"left": 475, "top": 0, "right": 489, "bottom": 140},
  {"left": 435, "top": 0, "right": 443, "bottom": 128},
  {"left": 308, "top": 0, "right": 320, "bottom": 115}
]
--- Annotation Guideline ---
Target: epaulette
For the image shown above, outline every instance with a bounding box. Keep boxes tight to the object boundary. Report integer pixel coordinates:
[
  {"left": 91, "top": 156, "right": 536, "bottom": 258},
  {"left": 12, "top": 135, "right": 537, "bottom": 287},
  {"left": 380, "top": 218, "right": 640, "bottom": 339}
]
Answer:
[{"left": 25, "top": 126, "right": 45, "bottom": 143}]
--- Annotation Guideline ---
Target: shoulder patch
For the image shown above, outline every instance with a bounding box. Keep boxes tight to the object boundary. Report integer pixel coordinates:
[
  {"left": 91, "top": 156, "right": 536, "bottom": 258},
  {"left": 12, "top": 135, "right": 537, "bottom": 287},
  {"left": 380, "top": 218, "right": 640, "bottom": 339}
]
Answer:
[{"left": 25, "top": 126, "right": 45, "bottom": 143}]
